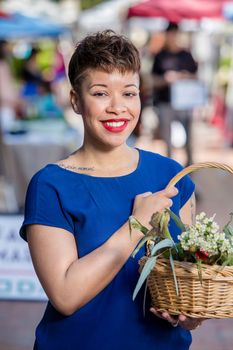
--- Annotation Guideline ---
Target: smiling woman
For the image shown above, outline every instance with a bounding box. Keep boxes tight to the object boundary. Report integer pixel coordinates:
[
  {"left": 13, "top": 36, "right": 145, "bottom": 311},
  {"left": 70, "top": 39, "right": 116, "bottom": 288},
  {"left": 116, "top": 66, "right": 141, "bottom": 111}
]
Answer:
[
  {"left": 69, "top": 69, "right": 141, "bottom": 153},
  {"left": 20, "top": 30, "right": 197, "bottom": 350}
]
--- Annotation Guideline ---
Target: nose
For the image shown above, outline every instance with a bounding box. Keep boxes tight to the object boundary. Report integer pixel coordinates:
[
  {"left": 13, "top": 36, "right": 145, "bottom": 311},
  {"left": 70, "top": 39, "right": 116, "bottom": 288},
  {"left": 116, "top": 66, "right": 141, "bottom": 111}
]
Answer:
[{"left": 106, "top": 96, "right": 127, "bottom": 114}]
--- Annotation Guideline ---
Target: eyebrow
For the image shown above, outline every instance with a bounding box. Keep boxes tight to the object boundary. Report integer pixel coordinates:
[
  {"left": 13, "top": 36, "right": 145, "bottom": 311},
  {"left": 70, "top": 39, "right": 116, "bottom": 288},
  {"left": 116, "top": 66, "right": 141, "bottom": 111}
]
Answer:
[{"left": 89, "top": 83, "right": 139, "bottom": 89}]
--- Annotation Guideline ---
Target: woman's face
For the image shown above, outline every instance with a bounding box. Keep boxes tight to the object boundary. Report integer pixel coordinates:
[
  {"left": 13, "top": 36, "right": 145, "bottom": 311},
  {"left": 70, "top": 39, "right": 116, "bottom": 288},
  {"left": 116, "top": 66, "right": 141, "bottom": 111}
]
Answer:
[{"left": 72, "top": 69, "right": 141, "bottom": 149}]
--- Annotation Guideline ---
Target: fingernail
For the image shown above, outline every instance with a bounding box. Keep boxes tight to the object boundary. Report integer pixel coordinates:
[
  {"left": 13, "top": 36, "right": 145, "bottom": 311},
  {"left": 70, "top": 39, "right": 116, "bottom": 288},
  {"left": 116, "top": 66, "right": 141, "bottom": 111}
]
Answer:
[
  {"left": 172, "top": 187, "right": 178, "bottom": 194},
  {"left": 168, "top": 199, "right": 173, "bottom": 207},
  {"left": 179, "top": 315, "right": 186, "bottom": 321},
  {"left": 167, "top": 187, "right": 178, "bottom": 195}
]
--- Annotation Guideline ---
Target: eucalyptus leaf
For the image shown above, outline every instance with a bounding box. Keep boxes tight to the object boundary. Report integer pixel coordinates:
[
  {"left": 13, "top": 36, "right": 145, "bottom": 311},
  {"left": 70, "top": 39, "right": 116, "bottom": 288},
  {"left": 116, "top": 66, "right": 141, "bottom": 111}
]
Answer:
[
  {"left": 129, "top": 216, "right": 149, "bottom": 236},
  {"left": 150, "top": 238, "right": 174, "bottom": 257},
  {"left": 150, "top": 212, "right": 163, "bottom": 229},
  {"left": 221, "top": 254, "right": 233, "bottom": 267},
  {"left": 161, "top": 212, "right": 173, "bottom": 240},
  {"left": 166, "top": 209, "right": 186, "bottom": 232},
  {"left": 132, "top": 235, "right": 155, "bottom": 258},
  {"left": 133, "top": 256, "right": 157, "bottom": 300},
  {"left": 223, "top": 225, "right": 233, "bottom": 238},
  {"left": 169, "top": 252, "right": 179, "bottom": 295},
  {"left": 159, "top": 213, "right": 165, "bottom": 232},
  {"left": 223, "top": 226, "right": 233, "bottom": 238},
  {"left": 143, "top": 279, "right": 149, "bottom": 317},
  {"left": 223, "top": 213, "right": 233, "bottom": 238}
]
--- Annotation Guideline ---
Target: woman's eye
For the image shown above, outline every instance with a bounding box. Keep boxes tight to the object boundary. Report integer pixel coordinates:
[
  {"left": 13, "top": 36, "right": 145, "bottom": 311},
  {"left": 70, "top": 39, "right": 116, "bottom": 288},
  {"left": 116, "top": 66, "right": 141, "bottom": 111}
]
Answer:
[
  {"left": 124, "top": 92, "right": 138, "bottom": 97},
  {"left": 93, "top": 92, "right": 107, "bottom": 97}
]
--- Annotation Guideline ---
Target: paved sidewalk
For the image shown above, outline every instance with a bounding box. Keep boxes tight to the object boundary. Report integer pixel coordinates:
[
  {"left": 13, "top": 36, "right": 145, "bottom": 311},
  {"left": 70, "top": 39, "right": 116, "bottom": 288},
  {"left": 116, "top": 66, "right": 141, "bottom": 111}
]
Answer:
[
  {"left": 0, "top": 301, "right": 45, "bottom": 350},
  {"left": 0, "top": 120, "right": 233, "bottom": 350}
]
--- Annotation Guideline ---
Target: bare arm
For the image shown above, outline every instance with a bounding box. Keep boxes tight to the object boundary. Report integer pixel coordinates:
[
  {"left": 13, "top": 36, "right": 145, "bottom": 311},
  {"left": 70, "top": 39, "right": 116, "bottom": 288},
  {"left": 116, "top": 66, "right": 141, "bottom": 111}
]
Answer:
[
  {"left": 180, "top": 193, "right": 196, "bottom": 226},
  {"left": 27, "top": 187, "right": 178, "bottom": 316},
  {"left": 27, "top": 222, "right": 143, "bottom": 316}
]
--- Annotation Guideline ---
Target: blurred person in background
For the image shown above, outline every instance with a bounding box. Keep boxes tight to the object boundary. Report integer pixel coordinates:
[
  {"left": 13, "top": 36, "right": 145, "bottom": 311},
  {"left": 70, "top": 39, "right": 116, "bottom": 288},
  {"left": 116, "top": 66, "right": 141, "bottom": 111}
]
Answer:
[
  {"left": 52, "top": 43, "right": 70, "bottom": 109},
  {"left": 152, "top": 22, "right": 198, "bottom": 165},
  {"left": 36, "top": 81, "right": 64, "bottom": 119},
  {"left": 20, "top": 47, "right": 46, "bottom": 98},
  {"left": 0, "top": 40, "right": 20, "bottom": 131},
  {"left": 20, "top": 30, "right": 204, "bottom": 350}
]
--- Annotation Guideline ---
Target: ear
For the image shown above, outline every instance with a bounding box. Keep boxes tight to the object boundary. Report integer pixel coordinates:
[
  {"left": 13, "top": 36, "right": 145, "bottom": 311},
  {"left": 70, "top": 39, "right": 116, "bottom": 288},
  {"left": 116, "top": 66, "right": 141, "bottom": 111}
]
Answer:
[{"left": 70, "top": 89, "right": 81, "bottom": 115}]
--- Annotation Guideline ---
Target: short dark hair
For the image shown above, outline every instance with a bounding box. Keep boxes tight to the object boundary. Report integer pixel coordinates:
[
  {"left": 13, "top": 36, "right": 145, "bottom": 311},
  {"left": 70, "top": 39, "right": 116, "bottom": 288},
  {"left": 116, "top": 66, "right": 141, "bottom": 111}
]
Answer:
[
  {"left": 68, "top": 30, "right": 141, "bottom": 92},
  {"left": 166, "top": 22, "right": 179, "bottom": 32}
]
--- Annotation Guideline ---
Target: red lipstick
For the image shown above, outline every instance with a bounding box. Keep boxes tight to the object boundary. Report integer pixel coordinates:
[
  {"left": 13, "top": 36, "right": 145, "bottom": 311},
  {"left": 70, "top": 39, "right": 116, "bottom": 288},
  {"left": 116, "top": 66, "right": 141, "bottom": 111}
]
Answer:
[{"left": 101, "top": 119, "right": 129, "bottom": 133}]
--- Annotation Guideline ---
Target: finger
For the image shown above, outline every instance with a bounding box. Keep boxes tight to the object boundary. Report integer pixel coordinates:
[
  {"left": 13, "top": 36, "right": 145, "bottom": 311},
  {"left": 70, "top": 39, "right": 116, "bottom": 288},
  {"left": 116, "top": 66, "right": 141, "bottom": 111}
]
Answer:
[
  {"left": 151, "top": 192, "right": 174, "bottom": 206},
  {"left": 157, "top": 186, "right": 178, "bottom": 198},
  {"left": 138, "top": 191, "right": 153, "bottom": 198},
  {"left": 178, "top": 317, "right": 202, "bottom": 331},
  {"left": 164, "top": 186, "right": 179, "bottom": 197},
  {"left": 178, "top": 314, "right": 187, "bottom": 322},
  {"left": 150, "top": 308, "right": 172, "bottom": 321},
  {"left": 161, "top": 311, "right": 178, "bottom": 324},
  {"left": 150, "top": 308, "right": 164, "bottom": 319},
  {"left": 151, "top": 309, "right": 179, "bottom": 326},
  {"left": 166, "top": 198, "right": 173, "bottom": 208}
]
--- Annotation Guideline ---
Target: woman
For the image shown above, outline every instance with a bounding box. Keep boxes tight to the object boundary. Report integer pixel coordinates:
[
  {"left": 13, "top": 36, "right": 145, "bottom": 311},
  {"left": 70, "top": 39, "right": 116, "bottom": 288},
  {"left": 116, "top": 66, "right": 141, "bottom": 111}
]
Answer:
[{"left": 20, "top": 31, "right": 202, "bottom": 350}]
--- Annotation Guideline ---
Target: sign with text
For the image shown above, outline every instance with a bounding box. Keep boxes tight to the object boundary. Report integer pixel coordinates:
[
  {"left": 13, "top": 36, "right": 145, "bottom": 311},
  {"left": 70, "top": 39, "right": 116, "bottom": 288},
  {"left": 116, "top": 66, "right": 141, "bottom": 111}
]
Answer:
[
  {"left": 171, "top": 79, "right": 208, "bottom": 111},
  {"left": 0, "top": 215, "right": 47, "bottom": 300}
]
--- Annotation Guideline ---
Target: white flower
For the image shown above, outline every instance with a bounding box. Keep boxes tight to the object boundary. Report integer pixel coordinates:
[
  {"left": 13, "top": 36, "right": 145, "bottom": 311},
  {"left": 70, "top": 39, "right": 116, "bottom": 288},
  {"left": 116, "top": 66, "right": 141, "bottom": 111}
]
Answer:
[{"left": 178, "top": 212, "right": 233, "bottom": 258}]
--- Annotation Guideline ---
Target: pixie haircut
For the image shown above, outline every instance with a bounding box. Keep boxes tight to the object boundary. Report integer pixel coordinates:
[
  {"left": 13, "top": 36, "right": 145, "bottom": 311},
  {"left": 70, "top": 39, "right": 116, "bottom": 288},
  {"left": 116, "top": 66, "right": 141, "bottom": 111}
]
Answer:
[{"left": 68, "top": 30, "right": 141, "bottom": 92}]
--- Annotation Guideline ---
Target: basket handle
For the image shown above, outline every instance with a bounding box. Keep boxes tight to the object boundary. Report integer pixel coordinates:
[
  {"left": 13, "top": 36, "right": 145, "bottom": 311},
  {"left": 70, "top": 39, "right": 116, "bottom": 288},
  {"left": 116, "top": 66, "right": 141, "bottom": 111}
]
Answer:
[{"left": 166, "top": 162, "right": 233, "bottom": 189}]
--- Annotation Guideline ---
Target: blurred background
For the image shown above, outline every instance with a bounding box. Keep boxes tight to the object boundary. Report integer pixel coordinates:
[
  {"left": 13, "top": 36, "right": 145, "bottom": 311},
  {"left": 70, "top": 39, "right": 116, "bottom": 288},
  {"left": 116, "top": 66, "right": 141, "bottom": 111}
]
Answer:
[{"left": 0, "top": 1, "right": 233, "bottom": 349}]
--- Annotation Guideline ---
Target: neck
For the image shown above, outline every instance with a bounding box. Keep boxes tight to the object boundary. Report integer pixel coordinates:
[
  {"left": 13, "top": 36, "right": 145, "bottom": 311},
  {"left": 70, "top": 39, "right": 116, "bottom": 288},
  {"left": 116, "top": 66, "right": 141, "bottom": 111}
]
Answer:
[{"left": 78, "top": 142, "right": 133, "bottom": 170}]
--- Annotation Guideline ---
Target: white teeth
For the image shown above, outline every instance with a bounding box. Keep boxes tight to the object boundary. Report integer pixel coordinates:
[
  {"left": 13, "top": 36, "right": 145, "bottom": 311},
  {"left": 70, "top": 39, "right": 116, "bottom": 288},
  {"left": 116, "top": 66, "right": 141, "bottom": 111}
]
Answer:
[{"left": 105, "top": 121, "right": 125, "bottom": 127}]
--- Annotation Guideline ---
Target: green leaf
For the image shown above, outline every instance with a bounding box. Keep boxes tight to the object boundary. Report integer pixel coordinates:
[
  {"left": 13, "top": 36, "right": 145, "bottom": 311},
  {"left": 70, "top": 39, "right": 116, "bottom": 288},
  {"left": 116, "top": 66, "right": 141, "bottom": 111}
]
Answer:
[
  {"left": 131, "top": 235, "right": 155, "bottom": 258},
  {"left": 129, "top": 216, "right": 149, "bottom": 236},
  {"left": 133, "top": 256, "right": 157, "bottom": 300},
  {"left": 150, "top": 238, "right": 174, "bottom": 257},
  {"left": 223, "top": 213, "right": 233, "bottom": 238},
  {"left": 159, "top": 213, "right": 166, "bottom": 232},
  {"left": 175, "top": 242, "right": 185, "bottom": 260},
  {"left": 150, "top": 212, "right": 163, "bottom": 229},
  {"left": 221, "top": 254, "right": 233, "bottom": 267},
  {"left": 160, "top": 211, "right": 173, "bottom": 240},
  {"left": 224, "top": 226, "right": 233, "bottom": 237},
  {"left": 143, "top": 278, "right": 149, "bottom": 317},
  {"left": 166, "top": 209, "right": 186, "bottom": 232},
  {"left": 169, "top": 252, "right": 179, "bottom": 296}
]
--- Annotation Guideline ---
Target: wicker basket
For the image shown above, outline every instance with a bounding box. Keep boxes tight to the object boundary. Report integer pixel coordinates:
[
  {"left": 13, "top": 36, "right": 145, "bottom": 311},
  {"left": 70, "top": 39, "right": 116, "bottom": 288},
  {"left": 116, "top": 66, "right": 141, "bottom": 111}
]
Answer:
[{"left": 139, "top": 162, "right": 233, "bottom": 319}]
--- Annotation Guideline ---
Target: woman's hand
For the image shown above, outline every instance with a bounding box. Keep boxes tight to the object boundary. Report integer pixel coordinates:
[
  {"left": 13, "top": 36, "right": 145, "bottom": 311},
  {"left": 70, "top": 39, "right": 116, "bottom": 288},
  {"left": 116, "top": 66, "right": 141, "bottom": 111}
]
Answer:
[
  {"left": 132, "top": 187, "right": 178, "bottom": 228},
  {"left": 150, "top": 308, "right": 205, "bottom": 331}
]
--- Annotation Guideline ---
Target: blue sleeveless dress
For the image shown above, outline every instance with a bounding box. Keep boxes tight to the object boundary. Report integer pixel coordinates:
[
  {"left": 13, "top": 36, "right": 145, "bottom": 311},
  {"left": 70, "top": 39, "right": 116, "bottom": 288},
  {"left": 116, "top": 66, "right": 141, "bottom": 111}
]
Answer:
[{"left": 20, "top": 149, "right": 195, "bottom": 350}]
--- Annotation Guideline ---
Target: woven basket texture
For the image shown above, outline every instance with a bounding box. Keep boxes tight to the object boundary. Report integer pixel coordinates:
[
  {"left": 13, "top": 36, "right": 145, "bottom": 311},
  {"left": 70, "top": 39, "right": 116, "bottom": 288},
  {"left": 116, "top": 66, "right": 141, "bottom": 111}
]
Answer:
[
  {"left": 140, "top": 257, "right": 233, "bottom": 318},
  {"left": 139, "top": 162, "right": 233, "bottom": 319}
]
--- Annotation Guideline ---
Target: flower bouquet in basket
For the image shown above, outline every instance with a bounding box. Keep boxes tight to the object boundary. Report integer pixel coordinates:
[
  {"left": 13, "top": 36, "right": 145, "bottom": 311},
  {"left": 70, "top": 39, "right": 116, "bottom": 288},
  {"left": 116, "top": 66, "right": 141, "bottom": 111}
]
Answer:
[{"left": 129, "top": 162, "right": 233, "bottom": 319}]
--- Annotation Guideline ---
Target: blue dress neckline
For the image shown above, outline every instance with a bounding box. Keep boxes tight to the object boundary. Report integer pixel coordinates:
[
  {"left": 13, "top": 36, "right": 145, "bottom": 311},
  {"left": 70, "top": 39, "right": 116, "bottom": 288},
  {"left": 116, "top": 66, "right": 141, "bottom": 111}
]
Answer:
[{"left": 49, "top": 148, "right": 142, "bottom": 180}]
